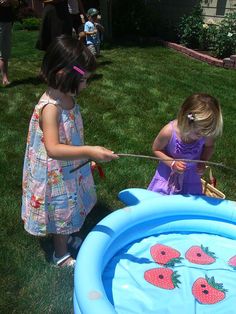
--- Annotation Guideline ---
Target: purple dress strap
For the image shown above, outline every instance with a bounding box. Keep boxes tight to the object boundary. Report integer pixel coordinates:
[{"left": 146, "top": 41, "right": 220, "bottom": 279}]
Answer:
[{"left": 148, "top": 121, "right": 205, "bottom": 195}]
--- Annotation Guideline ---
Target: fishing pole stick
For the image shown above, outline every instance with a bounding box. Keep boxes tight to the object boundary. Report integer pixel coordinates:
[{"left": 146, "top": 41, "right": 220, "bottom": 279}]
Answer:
[
  {"left": 70, "top": 153, "right": 236, "bottom": 173},
  {"left": 116, "top": 153, "right": 236, "bottom": 172}
]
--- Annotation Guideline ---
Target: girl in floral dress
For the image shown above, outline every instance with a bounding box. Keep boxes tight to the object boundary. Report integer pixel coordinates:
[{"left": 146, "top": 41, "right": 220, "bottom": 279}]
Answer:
[
  {"left": 148, "top": 93, "right": 223, "bottom": 195},
  {"left": 22, "top": 35, "right": 118, "bottom": 267}
]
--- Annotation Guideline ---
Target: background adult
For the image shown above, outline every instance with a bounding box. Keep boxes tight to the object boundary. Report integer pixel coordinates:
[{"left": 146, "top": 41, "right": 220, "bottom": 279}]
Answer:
[
  {"left": 83, "top": 0, "right": 99, "bottom": 12},
  {"left": 0, "top": 0, "right": 17, "bottom": 85},
  {"left": 68, "top": 0, "right": 85, "bottom": 36},
  {"left": 36, "top": 0, "right": 72, "bottom": 51}
]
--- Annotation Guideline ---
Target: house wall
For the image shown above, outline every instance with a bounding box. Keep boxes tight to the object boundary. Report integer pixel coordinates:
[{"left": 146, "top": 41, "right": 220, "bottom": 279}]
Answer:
[
  {"left": 202, "top": 0, "right": 236, "bottom": 22},
  {"left": 144, "top": 0, "right": 236, "bottom": 25}
]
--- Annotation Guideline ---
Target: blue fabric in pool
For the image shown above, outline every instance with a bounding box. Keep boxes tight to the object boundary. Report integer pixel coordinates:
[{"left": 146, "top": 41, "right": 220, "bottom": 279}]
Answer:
[{"left": 102, "top": 233, "right": 236, "bottom": 314}]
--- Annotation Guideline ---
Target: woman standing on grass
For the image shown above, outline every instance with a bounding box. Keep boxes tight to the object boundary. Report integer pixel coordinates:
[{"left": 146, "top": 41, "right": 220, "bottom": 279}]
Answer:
[
  {"left": 22, "top": 35, "right": 118, "bottom": 267},
  {"left": 0, "top": 0, "right": 17, "bottom": 85},
  {"left": 36, "top": 0, "right": 72, "bottom": 51},
  {"left": 148, "top": 93, "right": 223, "bottom": 195}
]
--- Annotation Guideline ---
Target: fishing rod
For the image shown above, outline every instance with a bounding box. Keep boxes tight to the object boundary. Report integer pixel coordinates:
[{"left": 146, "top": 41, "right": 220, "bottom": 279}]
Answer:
[{"left": 70, "top": 153, "right": 236, "bottom": 173}]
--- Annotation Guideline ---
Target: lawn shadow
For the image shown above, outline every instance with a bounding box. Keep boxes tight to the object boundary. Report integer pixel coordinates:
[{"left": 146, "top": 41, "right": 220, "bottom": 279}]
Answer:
[
  {"left": 87, "top": 73, "right": 103, "bottom": 84},
  {"left": 38, "top": 200, "right": 113, "bottom": 262},
  {"left": 102, "top": 37, "right": 163, "bottom": 50},
  {"left": 78, "top": 200, "right": 113, "bottom": 239},
  {"left": 7, "top": 76, "right": 43, "bottom": 88},
  {"left": 97, "top": 60, "right": 113, "bottom": 67},
  {"left": 39, "top": 235, "right": 54, "bottom": 263}
]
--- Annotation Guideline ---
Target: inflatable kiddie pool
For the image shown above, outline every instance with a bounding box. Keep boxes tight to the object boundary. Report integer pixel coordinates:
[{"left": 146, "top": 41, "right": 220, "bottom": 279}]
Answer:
[{"left": 74, "top": 188, "right": 236, "bottom": 314}]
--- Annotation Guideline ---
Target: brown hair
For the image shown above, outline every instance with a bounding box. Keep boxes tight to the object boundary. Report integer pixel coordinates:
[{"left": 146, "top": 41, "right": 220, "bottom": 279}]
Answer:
[
  {"left": 177, "top": 93, "right": 223, "bottom": 138},
  {"left": 41, "top": 35, "right": 96, "bottom": 94}
]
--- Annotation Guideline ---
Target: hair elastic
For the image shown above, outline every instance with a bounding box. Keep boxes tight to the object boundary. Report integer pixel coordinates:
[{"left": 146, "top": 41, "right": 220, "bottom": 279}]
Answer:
[
  {"left": 171, "top": 160, "right": 176, "bottom": 170},
  {"left": 187, "top": 113, "right": 195, "bottom": 121},
  {"left": 73, "top": 66, "right": 85, "bottom": 76}
]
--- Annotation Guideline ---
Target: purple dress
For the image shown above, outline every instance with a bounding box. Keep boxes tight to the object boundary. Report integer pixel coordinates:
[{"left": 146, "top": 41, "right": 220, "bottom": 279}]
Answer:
[{"left": 148, "top": 121, "right": 205, "bottom": 195}]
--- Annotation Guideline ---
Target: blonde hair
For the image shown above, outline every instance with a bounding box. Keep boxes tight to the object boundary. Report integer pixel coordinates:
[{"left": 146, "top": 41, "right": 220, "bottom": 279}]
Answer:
[{"left": 177, "top": 93, "right": 223, "bottom": 139}]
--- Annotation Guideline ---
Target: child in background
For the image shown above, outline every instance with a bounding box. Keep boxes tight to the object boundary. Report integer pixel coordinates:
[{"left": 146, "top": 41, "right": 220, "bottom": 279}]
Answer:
[
  {"left": 22, "top": 35, "right": 118, "bottom": 267},
  {"left": 84, "top": 7, "right": 104, "bottom": 56},
  {"left": 148, "top": 93, "right": 223, "bottom": 195}
]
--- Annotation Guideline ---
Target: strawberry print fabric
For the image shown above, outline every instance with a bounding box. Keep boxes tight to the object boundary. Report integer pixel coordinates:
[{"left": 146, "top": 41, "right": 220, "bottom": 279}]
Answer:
[
  {"left": 102, "top": 233, "right": 236, "bottom": 313},
  {"left": 21, "top": 96, "right": 97, "bottom": 236}
]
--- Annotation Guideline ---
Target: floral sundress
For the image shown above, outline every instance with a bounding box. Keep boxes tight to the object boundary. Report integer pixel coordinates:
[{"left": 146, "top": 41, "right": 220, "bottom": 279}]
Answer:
[{"left": 22, "top": 96, "right": 97, "bottom": 236}]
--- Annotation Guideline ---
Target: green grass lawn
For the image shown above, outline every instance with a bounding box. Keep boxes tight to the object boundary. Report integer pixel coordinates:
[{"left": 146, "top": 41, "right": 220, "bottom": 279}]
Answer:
[{"left": 1, "top": 30, "right": 236, "bottom": 313}]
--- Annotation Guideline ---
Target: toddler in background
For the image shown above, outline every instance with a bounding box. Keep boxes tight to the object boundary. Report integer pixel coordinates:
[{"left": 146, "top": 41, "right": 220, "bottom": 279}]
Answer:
[
  {"left": 148, "top": 93, "right": 223, "bottom": 195},
  {"left": 84, "top": 7, "right": 104, "bottom": 57}
]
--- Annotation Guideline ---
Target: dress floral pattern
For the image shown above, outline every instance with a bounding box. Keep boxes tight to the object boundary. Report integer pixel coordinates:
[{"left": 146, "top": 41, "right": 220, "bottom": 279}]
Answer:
[{"left": 22, "top": 96, "right": 97, "bottom": 236}]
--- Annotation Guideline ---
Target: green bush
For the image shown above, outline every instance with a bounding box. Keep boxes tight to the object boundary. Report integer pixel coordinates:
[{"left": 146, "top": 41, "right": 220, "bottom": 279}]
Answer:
[
  {"left": 15, "top": 5, "right": 38, "bottom": 21},
  {"left": 178, "top": 4, "right": 204, "bottom": 48},
  {"left": 13, "top": 21, "right": 24, "bottom": 31},
  {"left": 211, "top": 12, "right": 236, "bottom": 58},
  {"left": 199, "top": 22, "right": 218, "bottom": 50},
  {"left": 22, "top": 17, "right": 41, "bottom": 31}
]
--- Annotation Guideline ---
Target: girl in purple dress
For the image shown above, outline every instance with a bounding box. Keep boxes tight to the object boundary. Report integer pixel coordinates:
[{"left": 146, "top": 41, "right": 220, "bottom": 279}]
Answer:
[{"left": 148, "top": 93, "right": 223, "bottom": 195}]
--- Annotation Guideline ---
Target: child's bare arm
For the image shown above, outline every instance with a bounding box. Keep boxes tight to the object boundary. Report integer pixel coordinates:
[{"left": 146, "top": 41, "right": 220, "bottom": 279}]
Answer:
[
  {"left": 95, "top": 23, "right": 104, "bottom": 32},
  {"left": 84, "top": 29, "right": 97, "bottom": 35},
  {"left": 152, "top": 124, "right": 186, "bottom": 172},
  {"left": 41, "top": 104, "right": 118, "bottom": 162},
  {"left": 197, "top": 137, "right": 215, "bottom": 174},
  {"left": 200, "top": 137, "right": 215, "bottom": 160}
]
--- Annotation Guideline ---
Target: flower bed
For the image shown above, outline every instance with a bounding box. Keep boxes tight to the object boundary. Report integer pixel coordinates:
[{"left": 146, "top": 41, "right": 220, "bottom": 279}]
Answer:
[{"left": 162, "top": 41, "right": 236, "bottom": 70}]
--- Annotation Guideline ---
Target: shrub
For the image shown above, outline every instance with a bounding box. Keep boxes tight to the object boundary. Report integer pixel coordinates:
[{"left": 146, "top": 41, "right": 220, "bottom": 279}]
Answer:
[
  {"left": 16, "top": 5, "right": 37, "bottom": 21},
  {"left": 211, "top": 12, "right": 236, "bottom": 58},
  {"left": 199, "top": 22, "right": 218, "bottom": 50},
  {"left": 178, "top": 4, "right": 204, "bottom": 48},
  {"left": 13, "top": 21, "right": 24, "bottom": 31},
  {"left": 22, "top": 18, "right": 41, "bottom": 31}
]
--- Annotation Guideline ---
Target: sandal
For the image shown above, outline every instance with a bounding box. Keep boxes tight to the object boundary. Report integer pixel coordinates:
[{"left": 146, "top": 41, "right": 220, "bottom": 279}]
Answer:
[
  {"left": 52, "top": 252, "right": 75, "bottom": 267},
  {"left": 68, "top": 235, "right": 83, "bottom": 251}
]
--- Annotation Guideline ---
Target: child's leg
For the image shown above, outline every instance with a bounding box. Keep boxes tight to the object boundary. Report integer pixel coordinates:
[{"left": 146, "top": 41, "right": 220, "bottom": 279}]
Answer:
[
  {"left": 87, "top": 44, "right": 97, "bottom": 56},
  {"left": 95, "top": 44, "right": 100, "bottom": 57},
  {"left": 0, "top": 22, "right": 12, "bottom": 85},
  {"left": 53, "top": 234, "right": 70, "bottom": 257},
  {"left": 0, "top": 58, "right": 10, "bottom": 85},
  {"left": 52, "top": 234, "right": 75, "bottom": 266}
]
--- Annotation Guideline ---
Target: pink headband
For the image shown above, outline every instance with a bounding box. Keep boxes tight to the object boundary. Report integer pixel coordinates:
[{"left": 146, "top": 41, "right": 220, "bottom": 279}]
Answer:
[{"left": 73, "top": 66, "right": 85, "bottom": 76}]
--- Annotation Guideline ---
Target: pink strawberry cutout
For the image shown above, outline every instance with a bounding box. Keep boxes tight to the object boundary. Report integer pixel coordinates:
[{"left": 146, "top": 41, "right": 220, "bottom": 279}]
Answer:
[
  {"left": 228, "top": 255, "right": 236, "bottom": 270},
  {"left": 144, "top": 267, "right": 181, "bottom": 290},
  {"left": 185, "top": 245, "right": 216, "bottom": 264},
  {"left": 192, "top": 275, "right": 227, "bottom": 304},
  {"left": 150, "top": 244, "right": 183, "bottom": 267}
]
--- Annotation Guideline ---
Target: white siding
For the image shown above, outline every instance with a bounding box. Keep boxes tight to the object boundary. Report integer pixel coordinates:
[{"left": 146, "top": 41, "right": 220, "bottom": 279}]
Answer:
[{"left": 202, "top": 0, "right": 236, "bottom": 22}]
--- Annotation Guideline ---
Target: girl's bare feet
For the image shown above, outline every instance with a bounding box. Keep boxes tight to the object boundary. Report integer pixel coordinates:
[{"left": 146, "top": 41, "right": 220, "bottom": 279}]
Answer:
[{"left": 2, "top": 79, "right": 10, "bottom": 86}]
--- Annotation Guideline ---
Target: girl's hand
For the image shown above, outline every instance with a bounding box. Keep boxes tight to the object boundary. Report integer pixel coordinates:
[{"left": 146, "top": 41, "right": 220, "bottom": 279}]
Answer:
[
  {"left": 89, "top": 146, "right": 118, "bottom": 162},
  {"left": 171, "top": 160, "right": 186, "bottom": 173},
  {"left": 196, "top": 163, "right": 206, "bottom": 176}
]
